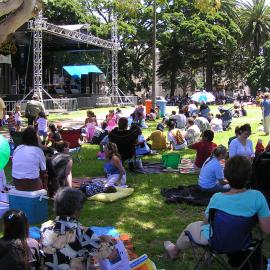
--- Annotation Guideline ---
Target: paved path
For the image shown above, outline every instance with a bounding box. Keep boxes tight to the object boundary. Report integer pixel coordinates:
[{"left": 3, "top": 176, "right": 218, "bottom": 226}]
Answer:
[{"left": 0, "top": 107, "right": 137, "bottom": 140}]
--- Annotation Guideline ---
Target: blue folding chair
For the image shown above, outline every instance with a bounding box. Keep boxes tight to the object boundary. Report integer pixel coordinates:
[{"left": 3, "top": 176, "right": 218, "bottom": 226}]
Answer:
[{"left": 185, "top": 208, "right": 263, "bottom": 270}]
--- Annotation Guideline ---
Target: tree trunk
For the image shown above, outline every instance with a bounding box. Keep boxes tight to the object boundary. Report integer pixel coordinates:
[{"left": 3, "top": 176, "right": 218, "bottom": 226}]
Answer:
[
  {"left": 0, "top": 0, "right": 42, "bottom": 45},
  {"left": 169, "top": 70, "right": 177, "bottom": 97},
  {"left": 206, "top": 43, "right": 213, "bottom": 92},
  {"left": 0, "top": 0, "right": 23, "bottom": 17}
]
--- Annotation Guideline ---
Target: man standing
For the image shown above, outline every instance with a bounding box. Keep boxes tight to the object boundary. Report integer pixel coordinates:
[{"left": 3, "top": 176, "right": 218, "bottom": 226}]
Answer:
[
  {"left": 0, "top": 96, "right": 5, "bottom": 130},
  {"left": 262, "top": 93, "right": 270, "bottom": 135},
  {"left": 25, "top": 94, "right": 45, "bottom": 126}
]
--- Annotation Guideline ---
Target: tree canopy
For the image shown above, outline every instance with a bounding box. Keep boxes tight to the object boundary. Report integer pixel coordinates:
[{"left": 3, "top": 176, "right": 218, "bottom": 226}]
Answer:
[{"left": 2, "top": 0, "right": 270, "bottom": 95}]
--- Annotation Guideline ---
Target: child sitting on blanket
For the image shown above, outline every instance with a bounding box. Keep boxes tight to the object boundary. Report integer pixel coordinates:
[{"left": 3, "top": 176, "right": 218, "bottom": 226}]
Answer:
[
  {"left": 188, "top": 130, "right": 217, "bottom": 169},
  {"left": 103, "top": 142, "right": 126, "bottom": 187}
]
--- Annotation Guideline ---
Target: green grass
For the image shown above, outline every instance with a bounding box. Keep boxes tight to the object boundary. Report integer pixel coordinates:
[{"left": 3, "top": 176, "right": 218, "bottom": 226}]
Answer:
[{"left": 4, "top": 105, "right": 270, "bottom": 269}]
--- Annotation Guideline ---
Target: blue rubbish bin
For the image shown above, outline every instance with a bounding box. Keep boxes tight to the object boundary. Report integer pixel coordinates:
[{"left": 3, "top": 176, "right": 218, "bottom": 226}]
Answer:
[{"left": 156, "top": 100, "right": 167, "bottom": 117}]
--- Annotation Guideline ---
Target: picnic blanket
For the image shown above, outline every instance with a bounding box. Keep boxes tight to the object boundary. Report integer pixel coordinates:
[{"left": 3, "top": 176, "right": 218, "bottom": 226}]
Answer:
[
  {"left": 161, "top": 185, "right": 215, "bottom": 206},
  {"left": 72, "top": 177, "right": 134, "bottom": 203},
  {"left": 179, "top": 158, "right": 200, "bottom": 174},
  {"left": 129, "top": 162, "right": 179, "bottom": 174},
  {"left": 179, "top": 158, "right": 226, "bottom": 174}
]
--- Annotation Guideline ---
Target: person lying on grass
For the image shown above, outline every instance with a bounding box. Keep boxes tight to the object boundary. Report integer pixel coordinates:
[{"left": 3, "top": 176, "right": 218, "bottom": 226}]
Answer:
[
  {"left": 188, "top": 130, "right": 217, "bottom": 169},
  {"left": 198, "top": 145, "right": 229, "bottom": 193},
  {"left": 164, "top": 156, "right": 270, "bottom": 261}
]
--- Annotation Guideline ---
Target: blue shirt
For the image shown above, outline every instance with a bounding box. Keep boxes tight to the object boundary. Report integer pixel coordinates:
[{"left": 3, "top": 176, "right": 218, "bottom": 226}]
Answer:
[
  {"left": 104, "top": 161, "right": 120, "bottom": 175},
  {"left": 262, "top": 99, "right": 270, "bottom": 117},
  {"left": 201, "top": 190, "right": 270, "bottom": 240},
  {"left": 198, "top": 157, "right": 224, "bottom": 189},
  {"left": 229, "top": 138, "right": 254, "bottom": 158}
]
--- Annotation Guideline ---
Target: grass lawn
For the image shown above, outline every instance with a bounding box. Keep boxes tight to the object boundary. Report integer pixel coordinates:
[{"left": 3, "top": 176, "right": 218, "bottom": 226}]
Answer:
[{"left": 4, "top": 104, "right": 270, "bottom": 269}]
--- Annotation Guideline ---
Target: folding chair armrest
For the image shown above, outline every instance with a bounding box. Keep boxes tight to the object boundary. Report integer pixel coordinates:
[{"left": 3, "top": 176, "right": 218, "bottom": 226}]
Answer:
[{"left": 184, "top": 230, "right": 209, "bottom": 248}]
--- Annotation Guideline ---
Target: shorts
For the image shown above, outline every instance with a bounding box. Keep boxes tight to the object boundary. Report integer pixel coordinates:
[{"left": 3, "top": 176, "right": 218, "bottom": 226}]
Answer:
[
  {"left": 105, "top": 174, "right": 126, "bottom": 187},
  {"left": 38, "top": 130, "right": 48, "bottom": 137},
  {"left": 16, "top": 120, "right": 22, "bottom": 126},
  {"left": 13, "top": 178, "right": 43, "bottom": 191}
]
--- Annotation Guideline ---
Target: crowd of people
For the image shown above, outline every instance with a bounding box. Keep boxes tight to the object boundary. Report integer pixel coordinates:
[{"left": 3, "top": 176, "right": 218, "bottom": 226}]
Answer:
[{"left": 1, "top": 93, "right": 270, "bottom": 269}]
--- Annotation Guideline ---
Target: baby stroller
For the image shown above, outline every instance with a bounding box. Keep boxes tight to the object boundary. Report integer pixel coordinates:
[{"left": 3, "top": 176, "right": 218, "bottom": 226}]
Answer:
[{"left": 218, "top": 107, "right": 233, "bottom": 131}]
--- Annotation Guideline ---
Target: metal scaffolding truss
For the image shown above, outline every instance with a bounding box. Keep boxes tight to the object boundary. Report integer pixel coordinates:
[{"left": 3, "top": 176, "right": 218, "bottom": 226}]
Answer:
[
  {"left": 25, "top": 11, "right": 129, "bottom": 108},
  {"left": 42, "top": 22, "right": 115, "bottom": 50}
]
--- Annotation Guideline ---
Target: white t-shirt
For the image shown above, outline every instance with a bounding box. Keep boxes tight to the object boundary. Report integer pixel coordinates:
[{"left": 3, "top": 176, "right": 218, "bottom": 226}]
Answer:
[
  {"left": 188, "top": 104, "right": 197, "bottom": 114},
  {"left": 37, "top": 117, "right": 48, "bottom": 132},
  {"left": 171, "top": 114, "right": 187, "bottom": 129},
  {"left": 210, "top": 118, "right": 223, "bottom": 132},
  {"left": 12, "top": 145, "right": 46, "bottom": 179},
  {"left": 168, "top": 129, "right": 187, "bottom": 150},
  {"left": 229, "top": 138, "right": 254, "bottom": 158}
]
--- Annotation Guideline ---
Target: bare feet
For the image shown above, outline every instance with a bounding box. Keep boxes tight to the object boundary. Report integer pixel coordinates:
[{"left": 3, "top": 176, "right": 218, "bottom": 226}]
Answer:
[{"left": 164, "top": 241, "right": 181, "bottom": 260}]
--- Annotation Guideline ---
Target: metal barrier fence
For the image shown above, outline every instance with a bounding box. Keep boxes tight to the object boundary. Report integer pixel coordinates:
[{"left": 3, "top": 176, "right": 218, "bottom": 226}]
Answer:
[
  {"left": 4, "top": 96, "right": 136, "bottom": 113},
  {"left": 77, "top": 95, "right": 138, "bottom": 109},
  {"left": 111, "top": 95, "right": 138, "bottom": 106},
  {"left": 4, "top": 98, "right": 78, "bottom": 113}
]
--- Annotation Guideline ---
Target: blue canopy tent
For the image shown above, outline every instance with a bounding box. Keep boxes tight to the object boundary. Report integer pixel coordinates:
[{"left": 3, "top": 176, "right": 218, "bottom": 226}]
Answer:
[
  {"left": 63, "top": 65, "right": 103, "bottom": 78},
  {"left": 63, "top": 65, "right": 104, "bottom": 95}
]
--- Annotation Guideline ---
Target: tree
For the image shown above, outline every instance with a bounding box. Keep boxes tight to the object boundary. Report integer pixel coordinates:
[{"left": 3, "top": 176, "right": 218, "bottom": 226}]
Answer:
[
  {"left": 158, "top": 0, "right": 241, "bottom": 95},
  {"left": 44, "top": 0, "right": 87, "bottom": 25},
  {"left": 247, "top": 41, "right": 270, "bottom": 95},
  {"left": 80, "top": 0, "right": 153, "bottom": 93},
  {"left": 0, "top": 0, "right": 42, "bottom": 45},
  {"left": 239, "top": 0, "right": 270, "bottom": 57}
]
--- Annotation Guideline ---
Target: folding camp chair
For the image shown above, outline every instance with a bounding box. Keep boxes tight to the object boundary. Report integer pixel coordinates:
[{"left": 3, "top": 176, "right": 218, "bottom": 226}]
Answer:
[
  {"left": 184, "top": 208, "right": 263, "bottom": 270},
  {"left": 59, "top": 128, "right": 82, "bottom": 162},
  {"left": 251, "top": 151, "right": 270, "bottom": 207}
]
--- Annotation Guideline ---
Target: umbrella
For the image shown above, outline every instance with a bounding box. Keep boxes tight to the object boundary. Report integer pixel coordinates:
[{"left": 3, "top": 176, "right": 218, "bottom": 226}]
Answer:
[{"left": 191, "top": 90, "right": 215, "bottom": 103}]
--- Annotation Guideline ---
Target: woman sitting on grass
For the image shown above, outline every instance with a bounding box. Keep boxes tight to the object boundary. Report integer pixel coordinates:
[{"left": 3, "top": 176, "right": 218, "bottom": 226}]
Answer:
[
  {"left": 167, "top": 120, "right": 187, "bottom": 150},
  {"left": 0, "top": 210, "right": 40, "bottom": 270},
  {"left": 12, "top": 126, "right": 47, "bottom": 191},
  {"left": 104, "top": 142, "right": 126, "bottom": 187},
  {"left": 188, "top": 130, "right": 217, "bottom": 169},
  {"left": 147, "top": 124, "right": 167, "bottom": 150},
  {"left": 46, "top": 140, "right": 73, "bottom": 197},
  {"left": 41, "top": 188, "right": 118, "bottom": 270},
  {"left": 198, "top": 145, "right": 229, "bottom": 192},
  {"left": 229, "top": 123, "right": 254, "bottom": 159},
  {"left": 164, "top": 156, "right": 270, "bottom": 260},
  {"left": 184, "top": 117, "right": 201, "bottom": 145}
]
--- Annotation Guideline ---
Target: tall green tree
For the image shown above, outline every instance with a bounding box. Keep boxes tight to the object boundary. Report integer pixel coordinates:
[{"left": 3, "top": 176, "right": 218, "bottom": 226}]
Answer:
[
  {"left": 247, "top": 41, "right": 270, "bottom": 94},
  {"left": 239, "top": 0, "right": 270, "bottom": 57},
  {"left": 158, "top": 0, "right": 241, "bottom": 95}
]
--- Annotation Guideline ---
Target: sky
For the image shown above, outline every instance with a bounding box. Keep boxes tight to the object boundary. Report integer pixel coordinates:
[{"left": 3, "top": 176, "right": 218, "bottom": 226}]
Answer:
[{"left": 242, "top": 0, "right": 270, "bottom": 5}]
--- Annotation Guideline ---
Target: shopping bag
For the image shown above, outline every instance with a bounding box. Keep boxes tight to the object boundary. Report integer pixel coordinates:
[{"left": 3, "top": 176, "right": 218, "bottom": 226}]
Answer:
[{"left": 99, "top": 240, "right": 131, "bottom": 270}]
